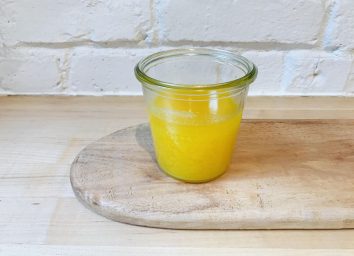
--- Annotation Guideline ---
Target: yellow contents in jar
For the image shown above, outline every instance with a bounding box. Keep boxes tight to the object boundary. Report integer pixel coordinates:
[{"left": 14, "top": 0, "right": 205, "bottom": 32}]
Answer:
[{"left": 148, "top": 91, "right": 242, "bottom": 183}]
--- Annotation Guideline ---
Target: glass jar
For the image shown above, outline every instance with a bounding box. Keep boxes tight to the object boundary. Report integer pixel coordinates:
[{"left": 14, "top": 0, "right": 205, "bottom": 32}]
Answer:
[{"left": 135, "top": 48, "right": 257, "bottom": 183}]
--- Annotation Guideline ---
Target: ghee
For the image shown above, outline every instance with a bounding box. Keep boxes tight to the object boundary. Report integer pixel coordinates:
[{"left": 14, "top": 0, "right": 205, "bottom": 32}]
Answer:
[{"left": 148, "top": 93, "right": 242, "bottom": 183}]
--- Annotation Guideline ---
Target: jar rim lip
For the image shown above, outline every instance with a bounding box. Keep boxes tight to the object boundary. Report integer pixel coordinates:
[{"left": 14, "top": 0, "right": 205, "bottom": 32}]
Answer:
[{"left": 134, "top": 48, "right": 257, "bottom": 90}]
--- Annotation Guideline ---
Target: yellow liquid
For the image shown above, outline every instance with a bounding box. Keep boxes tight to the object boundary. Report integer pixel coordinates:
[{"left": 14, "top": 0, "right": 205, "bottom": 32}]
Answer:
[{"left": 148, "top": 93, "right": 242, "bottom": 183}]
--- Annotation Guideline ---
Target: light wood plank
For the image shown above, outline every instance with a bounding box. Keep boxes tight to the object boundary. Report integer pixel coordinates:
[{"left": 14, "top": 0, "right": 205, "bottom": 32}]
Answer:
[
  {"left": 1, "top": 96, "right": 354, "bottom": 250},
  {"left": 1, "top": 245, "right": 354, "bottom": 256}
]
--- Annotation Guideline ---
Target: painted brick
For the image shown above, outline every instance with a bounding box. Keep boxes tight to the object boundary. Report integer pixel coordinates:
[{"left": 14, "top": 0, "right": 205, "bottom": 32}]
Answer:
[
  {"left": 0, "top": 49, "right": 67, "bottom": 94},
  {"left": 324, "top": 0, "right": 354, "bottom": 50},
  {"left": 243, "top": 51, "right": 284, "bottom": 96},
  {"left": 161, "top": 0, "right": 325, "bottom": 44},
  {"left": 0, "top": 0, "right": 150, "bottom": 45},
  {"left": 281, "top": 50, "right": 352, "bottom": 95},
  {"left": 68, "top": 48, "right": 160, "bottom": 94},
  {"left": 345, "top": 54, "right": 354, "bottom": 94}
]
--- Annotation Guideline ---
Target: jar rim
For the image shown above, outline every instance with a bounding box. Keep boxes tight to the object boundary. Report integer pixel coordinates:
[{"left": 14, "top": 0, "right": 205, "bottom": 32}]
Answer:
[{"left": 135, "top": 48, "right": 257, "bottom": 90}]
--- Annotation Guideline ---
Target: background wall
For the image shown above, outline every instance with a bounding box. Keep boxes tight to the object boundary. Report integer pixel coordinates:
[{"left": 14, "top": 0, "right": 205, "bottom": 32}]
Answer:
[{"left": 0, "top": 0, "right": 353, "bottom": 96}]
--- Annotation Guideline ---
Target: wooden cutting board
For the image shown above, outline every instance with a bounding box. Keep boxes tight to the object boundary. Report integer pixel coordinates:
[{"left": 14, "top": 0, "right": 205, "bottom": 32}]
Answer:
[{"left": 70, "top": 120, "right": 354, "bottom": 229}]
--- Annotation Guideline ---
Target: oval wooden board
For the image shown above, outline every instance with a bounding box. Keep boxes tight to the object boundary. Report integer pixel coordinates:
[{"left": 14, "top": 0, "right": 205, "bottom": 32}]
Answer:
[{"left": 70, "top": 120, "right": 354, "bottom": 229}]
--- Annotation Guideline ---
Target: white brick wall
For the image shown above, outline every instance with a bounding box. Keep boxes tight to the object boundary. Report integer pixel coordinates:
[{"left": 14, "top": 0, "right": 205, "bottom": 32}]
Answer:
[{"left": 0, "top": 0, "right": 353, "bottom": 96}]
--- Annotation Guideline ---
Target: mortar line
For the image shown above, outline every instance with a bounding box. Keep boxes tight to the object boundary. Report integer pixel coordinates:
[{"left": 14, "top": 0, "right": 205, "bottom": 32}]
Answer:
[{"left": 10, "top": 40, "right": 323, "bottom": 51}]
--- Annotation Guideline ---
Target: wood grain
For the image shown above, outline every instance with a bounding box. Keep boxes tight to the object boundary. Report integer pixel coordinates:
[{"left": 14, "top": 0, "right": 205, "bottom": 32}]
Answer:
[
  {"left": 1, "top": 245, "right": 354, "bottom": 256},
  {"left": 71, "top": 120, "right": 354, "bottom": 229},
  {"left": 2, "top": 96, "right": 354, "bottom": 255}
]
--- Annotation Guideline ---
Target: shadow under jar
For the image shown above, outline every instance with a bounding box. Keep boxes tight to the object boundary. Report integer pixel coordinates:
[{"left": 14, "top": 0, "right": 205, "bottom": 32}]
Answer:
[{"left": 135, "top": 48, "right": 257, "bottom": 183}]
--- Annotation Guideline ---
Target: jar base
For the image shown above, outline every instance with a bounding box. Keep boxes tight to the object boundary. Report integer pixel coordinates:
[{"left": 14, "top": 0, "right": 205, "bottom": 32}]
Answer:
[{"left": 157, "top": 165, "right": 227, "bottom": 184}]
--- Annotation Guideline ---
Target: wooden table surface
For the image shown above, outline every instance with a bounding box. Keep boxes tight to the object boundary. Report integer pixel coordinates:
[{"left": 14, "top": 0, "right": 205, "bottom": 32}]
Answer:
[{"left": 1, "top": 96, "right": 354, "bottom": 256}]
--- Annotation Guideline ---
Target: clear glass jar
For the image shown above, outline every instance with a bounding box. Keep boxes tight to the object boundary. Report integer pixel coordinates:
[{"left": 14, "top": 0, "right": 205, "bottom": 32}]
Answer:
[{"left": 135, "top": 48, "right": 257, "bottom": 183}]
